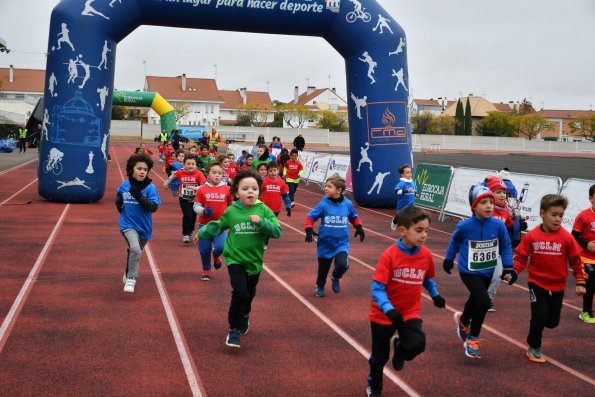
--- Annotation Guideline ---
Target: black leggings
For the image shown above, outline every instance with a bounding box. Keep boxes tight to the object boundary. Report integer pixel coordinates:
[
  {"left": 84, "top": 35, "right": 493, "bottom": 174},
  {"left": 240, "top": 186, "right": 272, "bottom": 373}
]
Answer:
[
  {"left": 527, "top": 282, "right": 564, "bottom": 348},
  {"left": 459, "top": 272, "right": 492, "bottom": 337},
  {"left": 583, "top": 265, "right": 595, "bottom": 314},
  {"left": 317, "top": 252, "right": 349, "bottom": 287},
  {"left": 368, "top": 319, "right": 425, "bottom": 390},
  {"left": 178, "top": 197, "right": 196, "bottom": 236},
  {"left": 227, "top": 265, "right": 260, "bottom": 330}
]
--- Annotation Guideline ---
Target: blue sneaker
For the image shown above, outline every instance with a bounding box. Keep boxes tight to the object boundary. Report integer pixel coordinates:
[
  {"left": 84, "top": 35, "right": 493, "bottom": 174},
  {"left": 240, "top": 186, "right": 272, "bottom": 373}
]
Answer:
[
  {"left": 331, "top": 276, "right": 340, "bottom": 293},
  {"left": 464, "top": 336, "right": 482, "bottom": 358},
  {"left": 454, "top": 311, "right": 470, "bottom": 342},
  {"left": 316, "top": 286, "right": 325, "bottom": 297},
  {"left": 225, "top": 329, "right": 241, "bottom": 348}
]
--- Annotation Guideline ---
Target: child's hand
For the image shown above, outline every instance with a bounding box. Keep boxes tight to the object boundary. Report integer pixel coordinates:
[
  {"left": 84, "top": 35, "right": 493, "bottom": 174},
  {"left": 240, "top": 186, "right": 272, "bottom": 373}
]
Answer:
[
  {"left": 286, "top": 207, "right": 292, "bottom": 218},
  {"left": 576, "top": 285, "right": 586, "bottom": 296},
  {"left": 501, "top": 269, "right": 517, "bottom": 285},
  {"left": 407, "top": 188, "right": 413, "bottom": 192},
  {"left": 193, "top": 234, "right": 199, "bottom": 244},
  {"left": 385, "top": 309, "right": 403, "bottom": 328},
  {"left": 432, "top": 295, "right": 446, "bottom": 308},
  {"left": 354, "top": 225, "right": 365, "bottom": 242},
  {"left": 587, "top": 241, "right": 595, "bottom": 252},
  {"left": 249, "top": 214, "right": 261, "bottom": 224},
  {"left": 305, "top": 228, "right": 317, "bottom": 243},
  {"left": 442, "top": 259, "right": 454, "bottom": 274}
]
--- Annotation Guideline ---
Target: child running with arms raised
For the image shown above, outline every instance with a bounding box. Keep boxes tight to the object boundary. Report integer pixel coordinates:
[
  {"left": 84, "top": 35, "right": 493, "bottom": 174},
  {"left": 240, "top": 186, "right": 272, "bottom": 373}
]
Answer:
[
  {"left": 504, "top": 194, "right": 586, "bottom": 362},
  {"left": 442, "top": 183, "right": 513, "bottom": 358},
  {"left": 367, "top": 206, "right": 445, "bottom": 397},
  {"left": 572, "top": 184, "right": 595, "bottom": 324},
  {"left": 193, "top": 161, "right": 233, "bottom": 281},
  {"left": 305, "top": 175, "right": 365, "bottom": 297},
  {"left": 198, "top": 169, "right": 282, "bottom": 348},
  {"left": 116, "top": 153, "right": 161, "bottom": 293}
]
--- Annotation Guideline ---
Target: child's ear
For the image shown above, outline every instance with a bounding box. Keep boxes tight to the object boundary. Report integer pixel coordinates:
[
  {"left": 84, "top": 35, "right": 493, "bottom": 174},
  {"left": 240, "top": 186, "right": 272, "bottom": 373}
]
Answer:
[{"left": 397, "top": 226, "right": 406, "bottom": 236}]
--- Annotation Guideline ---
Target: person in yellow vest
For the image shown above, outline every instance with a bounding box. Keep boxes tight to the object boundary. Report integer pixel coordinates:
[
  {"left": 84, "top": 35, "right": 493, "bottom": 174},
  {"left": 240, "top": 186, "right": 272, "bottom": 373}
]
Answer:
[
  {"left": 18, "top": 126, "right": 28, "bottom": 153},
  {"left": 159, "top": 130, "right": 168, "bottom": 144},
  {"left": 208, "top": 128, "right": 221, "bottom": 151}
]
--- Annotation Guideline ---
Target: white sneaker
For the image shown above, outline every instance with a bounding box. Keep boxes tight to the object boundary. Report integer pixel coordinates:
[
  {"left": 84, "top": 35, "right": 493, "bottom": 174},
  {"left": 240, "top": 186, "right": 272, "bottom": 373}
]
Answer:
[
  {"left": 124, "top": 278, "right": 136, "bottom": 293},
  {"left": 123, "top": 273, "right": 127, "bottom": 284},
  {"left": 182, "top": 235, "right": 190, "bottom": 243},
  {"left": 390, "top": 220, "right": 397, "bottom": 231}
]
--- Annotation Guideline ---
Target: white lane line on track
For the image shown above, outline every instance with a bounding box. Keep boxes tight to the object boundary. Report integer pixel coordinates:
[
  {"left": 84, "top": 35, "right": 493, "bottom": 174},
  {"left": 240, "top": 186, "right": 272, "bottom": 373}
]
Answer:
[
  {"left": 0, "top": 204, "right": 70, "bottom": 354},
  {"left": 0, "top": 178, "right": 37, "bottom": 206},
  {"left": 0, "top": 158, "right": 37, "bottom": 176},
  {"left": 295, "top": 194, "right": 583, "bottom": 312},
  {"left": 113, "top": 146, "right": 205, "bottom": 397},
  {"left": 278, "top": 219, "right": 595, "bottom": 387}
]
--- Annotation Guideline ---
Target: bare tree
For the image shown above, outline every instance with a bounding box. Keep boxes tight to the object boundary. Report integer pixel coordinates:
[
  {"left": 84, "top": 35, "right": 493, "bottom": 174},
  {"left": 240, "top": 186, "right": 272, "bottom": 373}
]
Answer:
[
  {"left": 279, "top": 103, "right": 317, "bottom": 128},
  {"left": 174, "top": 101, "right": 190, "bottom": 123}
]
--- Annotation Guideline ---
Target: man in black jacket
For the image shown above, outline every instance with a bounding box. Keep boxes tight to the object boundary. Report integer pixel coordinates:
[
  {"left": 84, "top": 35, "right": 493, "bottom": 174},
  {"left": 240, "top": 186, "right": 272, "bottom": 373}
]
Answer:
[{"left": 293, "top": 134, "right": 305, "bottom": 151}]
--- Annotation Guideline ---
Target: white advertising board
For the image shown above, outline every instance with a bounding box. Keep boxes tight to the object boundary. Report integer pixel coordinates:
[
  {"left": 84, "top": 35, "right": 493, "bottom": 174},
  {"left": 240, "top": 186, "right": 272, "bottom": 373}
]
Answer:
[
  {"left": 443, "top": 167, "right": 497, "bottom": 218},
  {"left": 308, "top": 153, "right": 332, "bottom": 183},
  {"left": 326, "top": 154, "right": 351, "bottom": 180},
  {"left": 299, "top": 151, "right": 316, "bottom": 180},
  {"left": 559, "top": 178, "right": 595, "bottom": 231}
]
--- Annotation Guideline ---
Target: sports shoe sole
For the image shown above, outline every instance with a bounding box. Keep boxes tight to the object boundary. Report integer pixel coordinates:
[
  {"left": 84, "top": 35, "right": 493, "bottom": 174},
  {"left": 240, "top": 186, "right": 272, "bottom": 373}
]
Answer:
[
  {"left": 526, "top": 351, "right": 546, "bottom": 363},
  {"left": 579, "top": 312, "right": 595, "bottom": 324},
  {"left": 225, "top": 338, "right": 240, "bottom": 348},
  {"left": 463, "top": 341, "right": 481, "bottom": 359}
]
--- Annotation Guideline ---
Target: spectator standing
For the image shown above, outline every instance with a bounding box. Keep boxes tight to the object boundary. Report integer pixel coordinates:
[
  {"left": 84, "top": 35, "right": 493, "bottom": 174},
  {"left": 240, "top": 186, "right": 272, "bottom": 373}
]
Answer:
[{"left": 293, "top": 133, "right": 305, "bottom": 151}]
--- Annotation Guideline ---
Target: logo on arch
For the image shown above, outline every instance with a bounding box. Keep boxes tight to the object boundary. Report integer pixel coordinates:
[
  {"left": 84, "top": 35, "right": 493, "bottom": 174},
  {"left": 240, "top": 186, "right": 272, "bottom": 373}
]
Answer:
[{"left": 366, "top": 101, "right": 408, "bottom": 146}]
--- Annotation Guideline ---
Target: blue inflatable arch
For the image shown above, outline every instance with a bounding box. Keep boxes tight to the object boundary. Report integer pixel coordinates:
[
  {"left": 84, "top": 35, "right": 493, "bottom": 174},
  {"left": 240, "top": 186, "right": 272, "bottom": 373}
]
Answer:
[{"left": 41, "top": 0, "right": 411, "bottom": 206}]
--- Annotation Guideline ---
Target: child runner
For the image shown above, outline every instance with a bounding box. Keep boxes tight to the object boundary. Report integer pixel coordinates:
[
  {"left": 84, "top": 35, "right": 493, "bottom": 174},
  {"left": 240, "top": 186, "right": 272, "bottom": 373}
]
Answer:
[
  {"left": 305, "top": 175, "right": 365, "bottom": 297},
  {"left": 390, "top": 164, "right": 418, "bottom": 231},
  {"left": 187, "top": 145, "right": 198, "bottom": 158},
  {"left": 572, "top": 184, "right": 595, "bottom": 324},
  {"left": 484, "top": 176, "right": 515, "bottom": 312},
  {"left": 227, "top": 154, "right": 239, "bottom": 181},
  {"left": 236, "top": 150, "right": 248, "bottom": 167},
  {"left": 277, "top": 148, "right": 290, "bottom": 177},
  {"left": 256, "top": 163, "right": 268, "bottom": 179},
  {"left": 216, "top": 154, "right": 236, "bottom": 185},
  {"left": 166, "top": 151, "right": 185, "bottom": 191},
  {"left": 165, "top": 154, "right": 206, "bottom": 243},
  {"left": 241, "top": 154, "right": 254, "bottom": 169},
  {"left": 116, "top": 153, "right": 161, "bottom": 293},
  {"left": 252, "top": 145, "right": 272, "bottom": 169},
  {"left": 260, "top": 162, "right": 292, "bottom": 249},
  {"left": 198, "top": 168, "right": 283, "bottom": 347},
  {"left": 367, "top": 206, "right": 445, "bottom": 397},
  {"left": 442, "top": 183, "right": 513, "bottom": 359},
  {"left": 505, "top": 194, "right": 586, "bottom": 362},
  {"left": 193, "top": 161, "right": 233, "bottom": 281},
  {"left": 196, "top": 145, "right": 211, "bottom": 175},
  {"left": 283, "top": 148, "right": 304, "bottom": 207}
]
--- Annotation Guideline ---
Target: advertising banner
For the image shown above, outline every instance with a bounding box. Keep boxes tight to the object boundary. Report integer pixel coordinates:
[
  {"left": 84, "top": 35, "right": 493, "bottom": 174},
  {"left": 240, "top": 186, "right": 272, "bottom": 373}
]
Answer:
[
  {"left": 558, "top": 178, "right": 595, "bottom": 231},
  {"left": 443, "top": 167, "right": 497, "bottom": 218},
  {"left": 413, "top": 163, "right": 453, "bottom": 211},
  {"left": 308, "top": 153, "right": 332, "bottom": 183},
  {"left": 326, "top": 154, "right": 351, "bottom": 180},
  {"left": 299, "top": 151, "right": 316, "bottom": 180},
  {"left": 505, "top": 173, "right": 562, "bottom": 230}
]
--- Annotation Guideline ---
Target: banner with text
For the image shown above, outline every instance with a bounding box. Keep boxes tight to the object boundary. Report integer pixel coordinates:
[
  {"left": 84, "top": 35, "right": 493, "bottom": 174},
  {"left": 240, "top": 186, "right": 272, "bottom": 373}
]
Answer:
[
  {"left": 558, "top": 178, "right": 595, "bottom": 231},
  {"left": 299, "top": 150, "right": 316, "bottom": 180},
  {"left": 308, "top": 153, "right": 332, "bottom": 183},
  {"left": 326, "top": 154, "right": 351, "bottom": 180},
  {"left": 413, "top": 163, "right": 454, "bottom": 211},
  {"left": 443, "top": 167, "right": 497, "bottom": 218}
]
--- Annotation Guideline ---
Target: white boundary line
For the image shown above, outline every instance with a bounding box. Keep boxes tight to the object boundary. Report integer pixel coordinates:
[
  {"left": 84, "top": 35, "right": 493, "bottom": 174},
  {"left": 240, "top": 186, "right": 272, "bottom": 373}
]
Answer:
[
  {"left": 113, "top": 145, "right": 205, "bottom": 397},
  {"left": 0, "top": 179, "right": 38, "bottom": 206},
  {"left": 0, "top": 204, "right": 70, "bottom": 353},
  {"left": 279, "top": 213, "right": 595, "bottom": 387},
  {"left": 0, "top": 158, "right": 37, "bottom": 176},
  {"left": 296, "top": 190, "right": 583, "bottom": 312}
]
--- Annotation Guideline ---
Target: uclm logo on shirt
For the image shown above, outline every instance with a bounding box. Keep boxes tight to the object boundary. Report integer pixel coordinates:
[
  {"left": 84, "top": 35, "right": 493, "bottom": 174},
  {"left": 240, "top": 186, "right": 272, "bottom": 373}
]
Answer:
[
  {"left": 392, "top": 268, "right": 426, "bottom": 284},
  {"left": 532, "top": 241, "right": 562, "bottom": 252}
]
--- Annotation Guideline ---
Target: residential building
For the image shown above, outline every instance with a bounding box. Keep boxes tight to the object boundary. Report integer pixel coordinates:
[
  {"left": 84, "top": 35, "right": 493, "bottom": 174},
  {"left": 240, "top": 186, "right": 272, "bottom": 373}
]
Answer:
[
  {"left": 0, "top": 65, "right": 44, "bottom": 124},
  {"left": 537, "top": 109, "right": 594, "bottom": 141},
  {"left": 218, "top": 88, "right": 274, "bottom": 126},
  {"left": 411, "top": 98, "right": 454, "bottom": 116},
  {"left": 283, "top": 86, "right": 347, "bottom": 128}
]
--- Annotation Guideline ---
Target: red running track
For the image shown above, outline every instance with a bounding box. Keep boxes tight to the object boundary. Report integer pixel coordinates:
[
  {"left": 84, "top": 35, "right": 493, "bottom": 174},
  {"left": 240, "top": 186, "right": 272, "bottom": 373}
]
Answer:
[{"left": 0, "top": 142, "right": 593, "bottom": 396}]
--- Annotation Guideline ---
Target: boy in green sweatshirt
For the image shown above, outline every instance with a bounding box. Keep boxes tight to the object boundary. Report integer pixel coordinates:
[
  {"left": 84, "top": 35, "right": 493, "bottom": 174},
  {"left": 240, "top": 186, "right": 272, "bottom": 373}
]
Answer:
[{"left": 198, "top": 168, "right": 282, "bottom": 348}]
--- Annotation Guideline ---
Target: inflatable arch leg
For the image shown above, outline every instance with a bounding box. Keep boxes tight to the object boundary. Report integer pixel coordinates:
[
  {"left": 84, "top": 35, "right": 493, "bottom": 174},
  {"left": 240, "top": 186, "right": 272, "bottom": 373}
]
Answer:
[
  {"left": 41, "top": 0, "right": 411, "bottom": 206},
  {"left": 112, "top": 91, "right": 176, "bottom": 138}
]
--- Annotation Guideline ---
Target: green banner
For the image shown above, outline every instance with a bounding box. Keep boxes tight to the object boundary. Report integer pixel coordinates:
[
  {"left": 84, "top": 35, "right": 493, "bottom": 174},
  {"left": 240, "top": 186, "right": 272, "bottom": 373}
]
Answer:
[
  {"left": 112, "top": 91, "right": 155, "bottom": 107},
  {"left": 414, "top": 163, "right": 453, "bottom": 211}
]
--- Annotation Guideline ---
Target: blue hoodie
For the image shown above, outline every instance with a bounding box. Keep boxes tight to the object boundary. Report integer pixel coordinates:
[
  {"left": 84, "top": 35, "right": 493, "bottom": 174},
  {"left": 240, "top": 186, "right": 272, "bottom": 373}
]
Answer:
[
  {"left": 445, "top": 215, "right": 513, "bottom": 278},
  {"left": 394, "top": 177, "right": 417, "bottom": 211}
]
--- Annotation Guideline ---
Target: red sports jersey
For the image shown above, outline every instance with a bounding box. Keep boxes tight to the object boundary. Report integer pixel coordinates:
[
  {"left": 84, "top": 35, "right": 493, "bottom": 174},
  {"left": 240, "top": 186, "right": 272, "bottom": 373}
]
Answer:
[
  {"left": 573, "top": 207, "right": 595, "bottom": 262},
  {"left": 194, "top": 182, "right": 232, "bottom": 224},
  {"left": 260, "top": 176, "right": 289, "bottom": 212},
  {"left": 284, "top": 160, "right": 303, "bottom": 180},
  {"left": 493, "top": 201, "right": 514, "bottom": 227},
  {"left": 369, "top": 244, "right": 436, "bottom": 324},
  {"left": 228, "top": 162, "right": 239, "bottom": 180},
  {"left": 174, "top": 169, "right": 206, "bottom": 201},
  {"left": 514, "top": 225, "right": 585, "bottom": 291},
  {"left": 240, "top": 163, "right": 251, "bottom": 170}
]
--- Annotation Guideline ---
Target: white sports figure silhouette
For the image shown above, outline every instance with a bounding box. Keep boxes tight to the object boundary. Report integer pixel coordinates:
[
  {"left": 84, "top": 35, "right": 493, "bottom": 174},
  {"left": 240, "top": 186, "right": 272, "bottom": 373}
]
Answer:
[
  {"left": 57, "top": 177, "right": 91, "bottom": 190},
  {"left": 391, "top": 68, "right": 408, "bottom": 92},
  {"left": 97, "top": 86, "right": 109, "bottom": 111},
  {"left": 367, "top": 171, "right": 390, "bottom": 195},
  {"left": 358, "top": 51, "right": 377, "bottom": 84},
  {"left": 67, "top": 56, "right": 79, "bottom": 84},
  {"left": 356, "top": 142, "right": 373, "bottom": 172},
  {"left": 78, "top": 57, "right": 91, "bottom": 89},
  {"left": 48, "top": 73, "right": 58, "bottom": 97},
  {"left": 389, "top": 37, "right": 405, "bottom": 56},
  {"left": 101, "top": 133, "right": 108, "bottom": 160},
  {"left": 82, "top": 0, "right": 110, "bottom": 20},
  {"left": 372, "top": 14, "right": 393, "bottom": 35},
  {"left": 42, "top": 109, "right": 51, "bottom": 141},
  {"left": 56, "top": 23, "right": 75, "bottom": 51},
  {"left": 98, "top": 40, "right": 111, "bottom": 70},
  {"left": 350, "top": 92, "right": 367, "bottom": 120}
]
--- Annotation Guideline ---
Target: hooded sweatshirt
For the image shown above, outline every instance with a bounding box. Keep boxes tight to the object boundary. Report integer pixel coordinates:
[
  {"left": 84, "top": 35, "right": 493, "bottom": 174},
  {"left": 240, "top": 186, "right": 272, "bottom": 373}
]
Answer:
[
  {"left": 198, "top": 200, "right": 282, "bottom": 274},
  {"left": 394, "top": 177, "right": 417, "bottom": 211}
]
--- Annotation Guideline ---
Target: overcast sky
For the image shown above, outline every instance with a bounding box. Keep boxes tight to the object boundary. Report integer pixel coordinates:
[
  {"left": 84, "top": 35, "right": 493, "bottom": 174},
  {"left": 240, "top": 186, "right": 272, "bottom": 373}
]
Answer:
[{"left": 1, "top": 0, "right": 594, "bottom": 110}]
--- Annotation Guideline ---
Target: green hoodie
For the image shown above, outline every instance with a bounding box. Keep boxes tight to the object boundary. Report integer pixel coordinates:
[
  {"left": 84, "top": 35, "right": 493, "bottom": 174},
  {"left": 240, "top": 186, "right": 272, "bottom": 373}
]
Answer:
[
  {"left": 198, "top": 200, "right": 282, "bottom": 275},
  {"left": 196, "top": 155, "right": 211, "bottom": 174}
]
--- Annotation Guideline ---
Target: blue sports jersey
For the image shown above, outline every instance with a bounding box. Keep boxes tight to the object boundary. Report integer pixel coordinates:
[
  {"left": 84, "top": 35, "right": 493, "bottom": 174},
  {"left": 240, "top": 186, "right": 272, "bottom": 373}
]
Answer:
[
  {"left": 307, "top": 196, "right": 359, "bottom": 258},
  {"left": 117, "top": 180, "right": 161, "bottom": 240},
  {"left": 169, "top": 162, "right": 184, "bottom": 193},
  {"left": 394, "top": 178, "right": 417, "bottom": 211}
]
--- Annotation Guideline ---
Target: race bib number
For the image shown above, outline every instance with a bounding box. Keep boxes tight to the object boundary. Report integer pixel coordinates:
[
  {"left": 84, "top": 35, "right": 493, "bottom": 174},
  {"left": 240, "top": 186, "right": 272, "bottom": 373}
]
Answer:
[
  {"left": 181, "top": 184, "right": 197, "bottom": 200},
  {"left": 468, "top": 239, "right": 498, "bottom": 271}
]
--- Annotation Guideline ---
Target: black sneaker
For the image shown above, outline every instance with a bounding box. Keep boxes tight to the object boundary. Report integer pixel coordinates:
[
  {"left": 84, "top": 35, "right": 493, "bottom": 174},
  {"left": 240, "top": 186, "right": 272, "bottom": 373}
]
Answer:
[
  {"left": 366, "top": 386, "right": 382, "bottom": 397},
  {"left": 391, "top": 337, "right": 405, "bottom": 371},
  {"left": 239, "top": 316, "right": 250, "bottom": 335},
  {"left": 225, "top": 329, "right": 240, "bottom": 348}
]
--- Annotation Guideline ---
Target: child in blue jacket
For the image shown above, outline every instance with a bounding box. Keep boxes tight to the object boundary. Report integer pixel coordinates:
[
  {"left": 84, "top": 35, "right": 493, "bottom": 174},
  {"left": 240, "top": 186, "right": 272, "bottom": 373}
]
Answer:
[
  {"left": 305, "top": 176, "right": 365, "bottom": 297},
  {"left": 390, "top": 164, "right": 418, "bottom": 231},
  {"left": 442, "top": 183, "right": 514, "bottom": 359}
]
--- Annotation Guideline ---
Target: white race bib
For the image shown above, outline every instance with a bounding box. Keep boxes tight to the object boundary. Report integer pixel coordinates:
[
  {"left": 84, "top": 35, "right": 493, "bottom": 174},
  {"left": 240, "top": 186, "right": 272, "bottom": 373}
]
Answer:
[{"left": 468, "top": 239, "right": 498, "bottom": 271}]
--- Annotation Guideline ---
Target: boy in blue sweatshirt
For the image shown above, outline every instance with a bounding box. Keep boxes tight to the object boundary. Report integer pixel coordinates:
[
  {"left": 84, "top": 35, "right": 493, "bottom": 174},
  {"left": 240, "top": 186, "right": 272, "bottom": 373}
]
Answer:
[
  {"left": 442, "top": 183, "right": 514, "bottom": 358},
  {"left": 390, "top": 164, "right": 418, "bottom": 231}
]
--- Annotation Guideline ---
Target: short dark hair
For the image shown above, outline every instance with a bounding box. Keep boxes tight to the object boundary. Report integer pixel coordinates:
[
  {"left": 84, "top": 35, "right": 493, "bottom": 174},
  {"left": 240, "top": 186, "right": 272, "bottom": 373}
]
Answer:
[
  {"left": 589, "top": 184, "right": 595, "bottom": 197},
  {"left": 246, "top": 154, "right": 254, "bottom": 159},
  {"left": 126, "top": 153, "right": 153, "bottom": 177},
  {"left": 540, "top": 194, "right": 568, "bottom": 212},
  {"left": 397, "top": 206, "right": 430, "bottom": 228},
  {"left": 206, "top": 161, "right": 222, "bottom": 174},
  {"left": 266, "top": 162, "right": 279, "bottom": 170},
  {"left": 290, "top": 148, "right": 299, "bottom": 155},
  {"left": 398, "top": 164, "right": 412, "bottom": 175},
  {"left": 326, "top": 175, "right": 346, "bottom": 193},
  {"left": 231, "top": 168, "right": 262, "bottom": 196},
  {"left": 257, "top": 163, "right": 268, "bottom": 171},
  {"left": 183, "top": 153, "right": 196, "bottom": 163}
]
